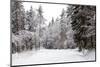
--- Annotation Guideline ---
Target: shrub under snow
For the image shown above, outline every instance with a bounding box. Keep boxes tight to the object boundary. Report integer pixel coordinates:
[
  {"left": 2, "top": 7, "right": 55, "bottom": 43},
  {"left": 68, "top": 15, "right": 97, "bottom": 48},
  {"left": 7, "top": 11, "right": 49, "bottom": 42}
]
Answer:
[{"left": 12, "top": 30, "right": 35, "bottom": 53}]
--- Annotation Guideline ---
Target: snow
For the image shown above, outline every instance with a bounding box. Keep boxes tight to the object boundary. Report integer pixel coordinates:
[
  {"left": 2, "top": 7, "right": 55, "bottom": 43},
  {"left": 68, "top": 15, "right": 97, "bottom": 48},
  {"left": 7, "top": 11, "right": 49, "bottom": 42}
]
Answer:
[{"left": 12, "top": 48, "right": 95, "bottom": 66}]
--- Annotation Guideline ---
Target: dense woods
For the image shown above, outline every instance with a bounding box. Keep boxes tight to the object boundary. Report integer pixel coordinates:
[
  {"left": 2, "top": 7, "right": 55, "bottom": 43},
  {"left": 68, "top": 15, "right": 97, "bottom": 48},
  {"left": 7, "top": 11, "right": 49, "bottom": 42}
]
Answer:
[
  {"left": 67, "top": 5, "right": 96, "bottom": 51},
  {"left": 11, "top": 0, "right": 96, "bottom": 53}
]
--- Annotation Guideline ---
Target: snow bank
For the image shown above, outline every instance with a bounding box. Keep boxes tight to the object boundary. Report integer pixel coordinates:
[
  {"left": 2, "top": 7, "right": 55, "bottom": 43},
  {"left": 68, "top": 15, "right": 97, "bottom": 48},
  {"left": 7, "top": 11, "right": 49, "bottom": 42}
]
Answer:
[{"left": 12, "top": 49, "right": 95, "bottom": 66}]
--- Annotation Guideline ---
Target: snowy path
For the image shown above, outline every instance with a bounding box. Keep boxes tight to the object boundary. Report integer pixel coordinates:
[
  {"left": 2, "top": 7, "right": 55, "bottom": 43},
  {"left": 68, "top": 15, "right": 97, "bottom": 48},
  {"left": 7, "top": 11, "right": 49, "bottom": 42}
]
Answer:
[{"left": 12, "top": 49, "right": 95, "bottom": 66}]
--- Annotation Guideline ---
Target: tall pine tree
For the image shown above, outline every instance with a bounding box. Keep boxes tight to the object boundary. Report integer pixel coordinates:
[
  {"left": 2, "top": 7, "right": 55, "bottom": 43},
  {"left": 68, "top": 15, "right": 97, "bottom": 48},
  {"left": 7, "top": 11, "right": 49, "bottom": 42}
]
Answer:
[
  {"left": 11, "top": 0, "right": 25, "bottom": 33},
  {"left": 67, "top": 5, "right": 96, "bottom": 51}
]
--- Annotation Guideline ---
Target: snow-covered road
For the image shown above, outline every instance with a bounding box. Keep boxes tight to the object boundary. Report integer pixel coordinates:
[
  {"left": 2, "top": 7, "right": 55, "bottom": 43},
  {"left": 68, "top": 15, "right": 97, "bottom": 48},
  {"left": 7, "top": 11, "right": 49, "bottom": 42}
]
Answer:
[{"left": 12, "top": 49, "right": 95, "bottom": 66}]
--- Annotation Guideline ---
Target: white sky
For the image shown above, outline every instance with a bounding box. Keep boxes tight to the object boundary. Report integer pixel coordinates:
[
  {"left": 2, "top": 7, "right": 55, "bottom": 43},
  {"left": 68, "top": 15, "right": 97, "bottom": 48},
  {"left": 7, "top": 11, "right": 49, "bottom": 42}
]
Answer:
[{"left": 23, "top": 2, "right": 67, "bottom": 25}]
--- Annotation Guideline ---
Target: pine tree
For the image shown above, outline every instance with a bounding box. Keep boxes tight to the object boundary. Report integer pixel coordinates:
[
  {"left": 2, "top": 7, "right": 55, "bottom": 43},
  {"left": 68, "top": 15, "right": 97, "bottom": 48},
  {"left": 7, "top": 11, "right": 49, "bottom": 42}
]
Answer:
[
  {"left": 67, "top": 5, "right": 96, "bottom": 51},
  {"left": 34, "top": 5, "right": 46, "bottom": 49},
  {"left": 25, "top": 6, "right": 36, "bottom": 32},
  {"left": 11, "top": 0, "right": 25, "bottom": 33},
  {"left": 46, "top": 17, "right": 61, "bottom": 49},
  {"left": 36, "top": 5, "right": 45, "bottom": 37},
  {"left": 57, "top": 8, "right": 76, "bottom": 49}
]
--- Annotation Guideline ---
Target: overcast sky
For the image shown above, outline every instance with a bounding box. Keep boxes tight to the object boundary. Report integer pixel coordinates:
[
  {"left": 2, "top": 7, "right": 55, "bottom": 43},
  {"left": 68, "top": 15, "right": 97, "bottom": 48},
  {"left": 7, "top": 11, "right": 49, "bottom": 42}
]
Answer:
[{"left": 23, "top": 2, "right": 67, "bottom": 25}]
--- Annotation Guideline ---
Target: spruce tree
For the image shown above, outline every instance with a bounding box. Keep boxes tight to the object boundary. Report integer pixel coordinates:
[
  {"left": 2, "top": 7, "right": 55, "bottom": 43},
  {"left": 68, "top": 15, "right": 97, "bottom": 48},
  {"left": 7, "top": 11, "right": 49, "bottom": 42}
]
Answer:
[
  {"left": 11, "top": 0, "right": 25, "bottom": 33},
  {"left": 67, "top": 5, "right": 96, "bottom": 51}
]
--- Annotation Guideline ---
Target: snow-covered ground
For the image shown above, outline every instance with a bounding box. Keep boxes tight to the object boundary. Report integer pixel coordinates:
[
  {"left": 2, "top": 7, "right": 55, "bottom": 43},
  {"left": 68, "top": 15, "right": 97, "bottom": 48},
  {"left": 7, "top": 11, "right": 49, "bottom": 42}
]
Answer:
[{"left": 12, "top": 48, "right": 95, "bottom": 66}]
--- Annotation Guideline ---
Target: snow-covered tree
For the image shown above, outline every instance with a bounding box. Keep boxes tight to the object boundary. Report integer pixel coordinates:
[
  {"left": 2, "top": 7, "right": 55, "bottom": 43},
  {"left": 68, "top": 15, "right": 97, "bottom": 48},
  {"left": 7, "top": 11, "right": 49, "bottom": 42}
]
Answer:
[
  {"left": 67, "top": 5, "right": 96, "bottom": 51},
  {"left": 26, "top": 5, "right": 46, "bottom": 49},
  {"left": 65, "top": 16, "right": 76, "bottom": 48},
  {"left": 12, "top": 30, "right": 35, "bottom": 53},
  {"left": 25, "top": 6, "right": 36, "bottom": 32},
  {"left": 36, "top": 5, "right": 45, "bottom": 36},
  {"left": 11, "top": 0, "right": 25, "bottom": 33},
  {"left": 45, "top": 18, "right": 60, "bottom": 49},
  {"left": 56, "top": 8, "right": 76, "bottom": 49}
]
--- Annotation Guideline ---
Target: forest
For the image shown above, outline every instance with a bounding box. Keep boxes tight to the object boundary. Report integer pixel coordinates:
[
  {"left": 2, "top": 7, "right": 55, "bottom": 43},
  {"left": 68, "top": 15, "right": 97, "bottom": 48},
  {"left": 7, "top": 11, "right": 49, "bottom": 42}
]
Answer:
[{"left": 11, "top": 0, "right": 96, "bottom": 54}]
